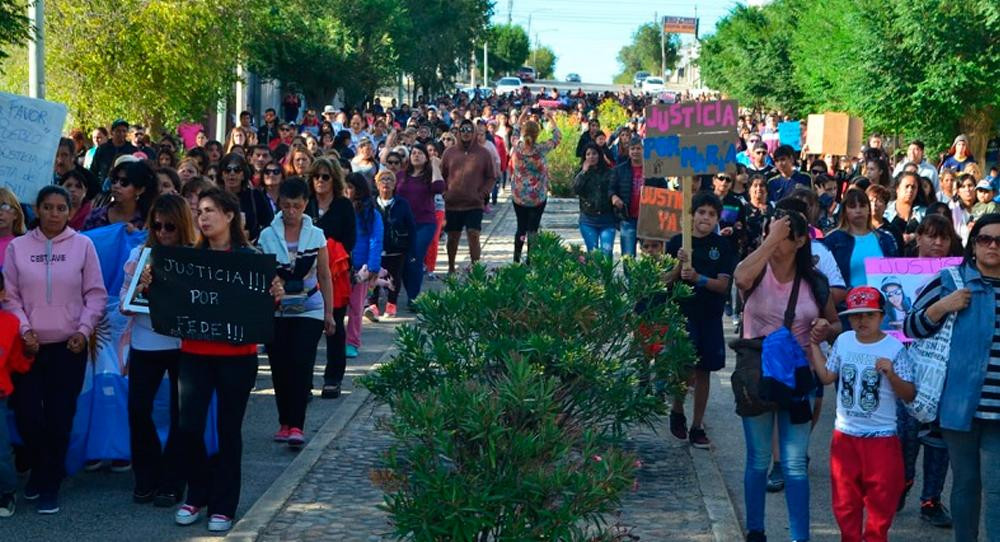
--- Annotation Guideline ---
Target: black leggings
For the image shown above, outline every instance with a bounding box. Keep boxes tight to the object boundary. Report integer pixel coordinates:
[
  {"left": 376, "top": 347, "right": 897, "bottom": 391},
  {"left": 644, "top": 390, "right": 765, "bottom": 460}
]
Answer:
[
  {"left": 513, "top": 201, "right": 546, "bottom": 262},
  {"left": 368, "top": 253, "right": 405, "bottom": 306},
  {"left": 128, "top": 348, "right": 183, "bottom": 495},
  {"left": 322, "top": 306, "right": 348, "bottom": 386},
  {"left": 267, "top": 318, "right": 325, "bottom": 429}
]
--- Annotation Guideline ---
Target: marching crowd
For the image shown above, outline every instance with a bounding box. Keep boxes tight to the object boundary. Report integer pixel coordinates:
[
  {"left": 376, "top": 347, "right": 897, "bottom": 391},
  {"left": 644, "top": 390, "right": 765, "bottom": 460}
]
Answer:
[{"left": 0, "top": 82, "right": 996, "bottom": 542}]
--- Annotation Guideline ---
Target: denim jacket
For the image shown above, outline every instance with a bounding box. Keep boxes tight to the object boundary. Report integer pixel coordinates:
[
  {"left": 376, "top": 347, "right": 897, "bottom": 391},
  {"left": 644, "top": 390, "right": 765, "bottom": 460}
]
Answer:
[
  {"left": 821, "top": 228, "right": 899, "bottom": 287},
  {"left": 904, "top": 263, "right": 993, "bottom": 431}
]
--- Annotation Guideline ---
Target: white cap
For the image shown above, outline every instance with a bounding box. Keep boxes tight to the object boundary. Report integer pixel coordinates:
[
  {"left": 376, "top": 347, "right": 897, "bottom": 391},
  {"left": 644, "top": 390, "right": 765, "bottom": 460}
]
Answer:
[{"left": 323, "top": 105, "right": 337, "bottom": 114}]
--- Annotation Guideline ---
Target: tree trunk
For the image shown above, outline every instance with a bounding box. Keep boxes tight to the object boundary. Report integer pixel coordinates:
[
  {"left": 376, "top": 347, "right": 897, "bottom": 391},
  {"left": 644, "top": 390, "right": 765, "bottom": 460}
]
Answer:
[{"left": 959, "top": 105, "right": 997, "bottom": 165}]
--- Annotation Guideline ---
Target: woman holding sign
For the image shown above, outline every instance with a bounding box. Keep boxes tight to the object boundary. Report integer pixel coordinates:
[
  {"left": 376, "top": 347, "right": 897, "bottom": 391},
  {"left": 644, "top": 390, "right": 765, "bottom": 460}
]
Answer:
[
  {"left": 904, "top": 214, "right": 1000, "bottom": 540},
  {"left": 141, "top": 188, "right": 282, "bottom": 532},
  {"left": 121, "top": 194, "right": 195, "bottom": 507},
  {"left": 4, "top": 185, "right": 108, "bottom": 514},
  {"left": 258, "top": 177, "right": 335, "bottom": 449}
]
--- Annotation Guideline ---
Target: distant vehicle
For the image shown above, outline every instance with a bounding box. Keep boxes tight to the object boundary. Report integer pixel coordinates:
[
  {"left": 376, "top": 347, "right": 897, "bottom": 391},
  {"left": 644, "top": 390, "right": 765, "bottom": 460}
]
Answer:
[
  {"left": 459, "top": 87, "right": 494, "bottom": 100},
  {"left": 516, "top": 66, "right": 537, "bottom": 82},
  {"left": 494, "top": 77, "right": 523, "bottom": 95},
  {"left": 633, "top": 71, "right": 651, "bottom": 88},
  {"left": 565, "top": 73, "right": 581, "bottom": 83},
  {"left": 641, "top": 77, "right": 665, "bottom": 94}
]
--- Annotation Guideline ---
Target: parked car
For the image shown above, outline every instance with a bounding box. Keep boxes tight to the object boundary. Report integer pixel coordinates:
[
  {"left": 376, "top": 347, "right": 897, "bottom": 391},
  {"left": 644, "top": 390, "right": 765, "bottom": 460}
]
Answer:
[
  {"left": 495, "top": 77, "right": 523, "bottom": 95},
  {"left": 633, "top": 71, "right": 651, "bottom": 88},
  {"left": 565, "top": 73, "right": 581, "bottom": 83},
  {"left": 459, "top": 87, "right": 494, "bottom": 100},
  {"left": 516, "top": 66, "right": 537, "bottom": 83},
  {"left": 641, "top": 77, "right": 665, "bottom": 94}
]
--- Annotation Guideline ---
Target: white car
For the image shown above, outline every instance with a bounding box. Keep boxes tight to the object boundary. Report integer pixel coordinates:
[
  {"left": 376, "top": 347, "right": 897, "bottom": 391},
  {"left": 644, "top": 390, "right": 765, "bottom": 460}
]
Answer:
[
  {"left": 495, "top": 77, "right": 523, "bottom": 95},
  {"left": 641, "top": 77, "right": 665, "bottom": 94}
]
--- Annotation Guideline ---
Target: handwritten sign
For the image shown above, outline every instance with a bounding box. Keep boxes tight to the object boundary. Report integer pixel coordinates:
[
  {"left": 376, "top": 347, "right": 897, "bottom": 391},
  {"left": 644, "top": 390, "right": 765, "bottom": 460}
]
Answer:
[
  {"left": 0, "top": 92, "right": 68, "bottom": 203},
  {"left": 642, "top": 100, "right": 739, "bottom": 177},
  {"left": 637, "top": 186, "right": 683, "bottom": 241},
  {"left": 778, "top": 121, "right": 801, "bottom": 150},
  {"left": 147, "top": 246, "right": 277, "bottom": 344},
  {"left": 864, "top": 257, "right": 961, "bottom": 342}
]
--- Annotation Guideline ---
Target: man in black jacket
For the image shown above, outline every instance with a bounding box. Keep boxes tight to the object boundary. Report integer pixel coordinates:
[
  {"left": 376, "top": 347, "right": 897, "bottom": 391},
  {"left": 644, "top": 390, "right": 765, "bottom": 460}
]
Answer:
[
  {"left": 611, "top": 136, "right": 668, "bottom": 258},
  {"left": 89, "top": 119, "right": 137, "bottom": 183}
]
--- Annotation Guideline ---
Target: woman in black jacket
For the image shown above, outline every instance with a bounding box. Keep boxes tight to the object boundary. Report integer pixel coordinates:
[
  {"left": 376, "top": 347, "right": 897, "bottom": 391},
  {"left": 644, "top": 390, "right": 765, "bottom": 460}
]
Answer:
[{"left": 217, "top": 153, "right": 273, "bottom": 242}]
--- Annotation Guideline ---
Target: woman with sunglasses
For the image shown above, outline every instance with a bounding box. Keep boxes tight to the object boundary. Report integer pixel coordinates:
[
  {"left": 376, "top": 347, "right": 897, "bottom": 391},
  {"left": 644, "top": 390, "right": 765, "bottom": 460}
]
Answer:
[
  {"left": 258, "top": 177, "right": 335, "bottom": 447},
  {"left": 83, "top": 161, "right": 159, "bottom": 232},
  {"left": 260, "top": 160, "right": 284, "bottom": 213},
  {"left": 904, "top": 213, "right": 1000, "bottom": 540},
  {"left": 0, "top": 188, "right": 26, "bottom": 268},
  {"left": 139, "top": 188, "right": 282, "bottom": 532},
  {"left": 305, "top": 158, "right": 356, "bottom": 398},
  {"left": 217, "top": 153, "right": 273, "bottom": 242},
  {"left": 121, "top": 194, "right": 196, "bottom": 507},
  {"left": 5, "top": 185, "right": 108, "bottom": 513},
  {"left": 395, "top": 144, "right": 444, "bottom": 305},
  {"left": 733, "top": 200, "right": 840, "bottom": 542}
]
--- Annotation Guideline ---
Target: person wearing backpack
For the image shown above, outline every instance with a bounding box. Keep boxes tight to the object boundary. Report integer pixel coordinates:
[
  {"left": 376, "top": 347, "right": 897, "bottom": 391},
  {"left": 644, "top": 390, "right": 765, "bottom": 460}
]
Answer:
[
  {"left": 366, "top": 171, "right": 414, "bottom": 320},
  {"left": 732, "top": 205, "right": 840, "bottom": 542}
]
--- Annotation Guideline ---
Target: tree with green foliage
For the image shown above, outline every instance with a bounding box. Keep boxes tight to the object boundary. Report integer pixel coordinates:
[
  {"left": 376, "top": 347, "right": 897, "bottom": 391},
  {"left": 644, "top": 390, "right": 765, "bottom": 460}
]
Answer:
[
  {"left": 613, "top": 22, "right": 680, "bottom": 84},
  {"left": 487, "top": 23, "right": 530, "bottom": 78},
  {"left": 530, "top": 45, "right": 556, "bottom": 80},
  {"left": 0, "top": 0, "right": 30, "bottom": 68}
]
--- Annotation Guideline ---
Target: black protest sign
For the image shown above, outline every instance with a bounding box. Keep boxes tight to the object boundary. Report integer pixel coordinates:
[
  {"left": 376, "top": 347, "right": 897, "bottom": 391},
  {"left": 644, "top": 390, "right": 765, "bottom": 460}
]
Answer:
[{"left": 148, "top": 245, "right": 277, "bottom": 344}]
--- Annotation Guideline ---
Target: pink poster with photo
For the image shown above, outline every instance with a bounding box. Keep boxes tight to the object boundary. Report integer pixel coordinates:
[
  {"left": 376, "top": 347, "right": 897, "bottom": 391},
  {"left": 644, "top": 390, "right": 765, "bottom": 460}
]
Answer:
[{"left": 864, "top": 257, "right": 962, "bottom": 342}]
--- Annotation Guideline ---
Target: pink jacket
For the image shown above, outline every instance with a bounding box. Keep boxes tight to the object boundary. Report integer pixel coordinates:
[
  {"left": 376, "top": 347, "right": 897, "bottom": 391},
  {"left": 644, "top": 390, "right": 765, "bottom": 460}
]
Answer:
[{"left": 3, "top": 227, "right": 107, "bottom": 344}]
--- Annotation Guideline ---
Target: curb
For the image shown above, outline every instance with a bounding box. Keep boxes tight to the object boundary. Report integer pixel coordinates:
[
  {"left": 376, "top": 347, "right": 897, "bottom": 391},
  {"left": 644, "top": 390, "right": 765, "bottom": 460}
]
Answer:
[
  {"left": 226, "top": 348, "right": 395, "bottom": 542},
  {"left": 691, "top": 446, "right": 744, "bottom": 542}
]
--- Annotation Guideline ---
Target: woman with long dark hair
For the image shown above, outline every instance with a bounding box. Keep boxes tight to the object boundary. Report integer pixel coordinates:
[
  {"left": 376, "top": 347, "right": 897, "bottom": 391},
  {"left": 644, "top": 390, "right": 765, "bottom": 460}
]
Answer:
[
  {"left": 83, "top": 160, "right": 159, "bottom": 231},
  {"left": 732, "top": 202, "right": 840, "bottom": 542},
  {"left": 885, "top": 171, "right": 927, "bottom": 246},
  {"left": 141, "top": 188, "right": 281, "bottom": 532},
  {"left": 823, "top": 189, "right": 899, "bottom": 294},
  {"left": 572, "top": 143, "right": 616, "bottom": 255},
  {"left": 216, "top": 153, "right": 273, "bottom": 242},
  {"left": 395, "top": 143, "right": 444, "bottom": 304},
  {"left": 5, "top": 186, "right": 107, "bottom": 513},
  {"left": 904, "top": 213, "right": 1000, "bottom": 540},
  {"left": 344, "top": 173, "right": 382, "bottom": 359},
  {"left": 121, "top": 194, "right": 196, "bottom": 507}
]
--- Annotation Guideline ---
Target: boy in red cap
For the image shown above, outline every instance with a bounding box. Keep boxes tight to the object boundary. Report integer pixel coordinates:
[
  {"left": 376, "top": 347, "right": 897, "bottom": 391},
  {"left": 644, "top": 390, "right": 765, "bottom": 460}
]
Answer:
[{"left": 809, "top": 286, "right": 916, "bottom": 542}]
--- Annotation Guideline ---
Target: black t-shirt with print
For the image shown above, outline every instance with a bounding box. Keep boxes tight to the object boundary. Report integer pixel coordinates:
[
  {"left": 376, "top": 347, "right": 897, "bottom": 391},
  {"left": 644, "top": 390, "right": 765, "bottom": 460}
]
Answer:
[{"left": 666, "top": 232, "right": 736, "bottom": 322}]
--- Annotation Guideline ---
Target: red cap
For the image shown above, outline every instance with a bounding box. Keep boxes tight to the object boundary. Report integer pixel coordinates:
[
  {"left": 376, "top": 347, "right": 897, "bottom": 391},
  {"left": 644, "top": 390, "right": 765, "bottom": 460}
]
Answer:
[{"left": 839, "top": 286, "right": 885, "bottom": 316}]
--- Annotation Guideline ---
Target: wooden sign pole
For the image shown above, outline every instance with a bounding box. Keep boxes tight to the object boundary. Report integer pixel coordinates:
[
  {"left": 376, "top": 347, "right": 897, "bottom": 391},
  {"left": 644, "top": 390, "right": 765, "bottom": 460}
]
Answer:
[{"left": 681, "top": 176, "right": 693, "bottom": 269}]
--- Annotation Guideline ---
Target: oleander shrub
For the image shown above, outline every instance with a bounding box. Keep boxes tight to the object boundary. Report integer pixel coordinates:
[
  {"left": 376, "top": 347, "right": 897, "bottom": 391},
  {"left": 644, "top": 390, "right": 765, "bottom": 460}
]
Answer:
[
  {"left": 540, "top": 112, "right": 582, "bottom": 197},
  {"left": 361, "top": 233, "right": 694, "bottom": 540}
]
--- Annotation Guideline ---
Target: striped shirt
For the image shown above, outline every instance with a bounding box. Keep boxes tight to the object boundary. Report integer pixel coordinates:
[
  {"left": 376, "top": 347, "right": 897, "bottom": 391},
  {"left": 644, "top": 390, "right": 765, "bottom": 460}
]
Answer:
[{"left": 979, "top": 277, "right": 1000, "bottom": 419}]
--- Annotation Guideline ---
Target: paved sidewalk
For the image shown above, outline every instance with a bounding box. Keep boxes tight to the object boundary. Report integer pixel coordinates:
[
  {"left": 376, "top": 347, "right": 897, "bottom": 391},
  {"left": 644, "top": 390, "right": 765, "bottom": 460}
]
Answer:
[{"left": 237, "top": 198, "right": 736, "bottom": 541}]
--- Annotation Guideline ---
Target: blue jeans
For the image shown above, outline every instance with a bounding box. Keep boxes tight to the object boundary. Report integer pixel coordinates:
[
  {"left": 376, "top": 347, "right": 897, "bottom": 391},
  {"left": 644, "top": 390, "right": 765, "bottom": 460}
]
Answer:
[
  {"left": 0, "top": 397, "right": 14, "bottom": 494},
  {"left": 742, "top": 410, "right": 811, "bottom": 540},
  {"left": 942, "top": 419, "right": 1000, "bottom": 542},
  {"left": 620, "top": 218, "right": 637, "bottom": 258},
  {"left": 403, "top": 222, "right": 438, "bottom": 301},
  {"left": 580, "top": 222, "right": 616, "bottom": 256}
]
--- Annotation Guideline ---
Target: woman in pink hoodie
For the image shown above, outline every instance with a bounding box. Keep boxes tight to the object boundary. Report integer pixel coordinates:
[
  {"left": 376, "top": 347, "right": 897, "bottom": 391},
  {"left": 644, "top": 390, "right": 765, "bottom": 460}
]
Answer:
[{"left": 3, "top": 185, "right": 107, "bottom": 514}]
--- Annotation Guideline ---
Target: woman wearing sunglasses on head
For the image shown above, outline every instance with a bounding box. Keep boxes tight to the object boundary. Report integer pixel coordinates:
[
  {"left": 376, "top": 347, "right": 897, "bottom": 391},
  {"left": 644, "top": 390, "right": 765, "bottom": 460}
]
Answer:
[
  {"left": 120, "top": 194, "right": 196, "bottom": 507},
  {"left": 216, "top": 153, "right": 273, "bottom": 242},
  {"left": 83, "top": 161, "right": 159, "bottom": 232},
  {"left": 904, "top": 213, "right": 1000, "bottom": 541}
]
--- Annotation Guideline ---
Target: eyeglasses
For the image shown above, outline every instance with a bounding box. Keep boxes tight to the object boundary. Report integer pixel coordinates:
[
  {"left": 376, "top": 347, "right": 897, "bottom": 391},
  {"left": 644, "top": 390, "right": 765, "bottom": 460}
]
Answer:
[
  {"left": 0, "top": 203, "right": 13, "bottom": 212},
  {"left": 223, "top": 165, "right": 242, "bottom": 174},
  {"left": 975, "top": 234, "right": 1000, "bottom": 248},
  {"left": 459, "top": 126, "right": 473, "bottom": 133},
  {"left": 313, "top": 174, "right": 333, "bottom": 182},
  {"left": 715, "top": 175, "right": 732, "bottom": 182},
  {"left": 386, "top": 160, "right": 401, "bottom": 166},
  {"left": 264, "top": 168, "right": 282, "bottom": 175},
  {"left": 111, "top": 176, "right": 132, "bottom": 187},
  {"left": 885, "top": 289, "right": 903, "bottom": 297},
  {"left": 811, "top": 169, "right": 825, "bottom": 175},
  {"left": 151, "top": 221, "right": 177, "bottom": 233}
]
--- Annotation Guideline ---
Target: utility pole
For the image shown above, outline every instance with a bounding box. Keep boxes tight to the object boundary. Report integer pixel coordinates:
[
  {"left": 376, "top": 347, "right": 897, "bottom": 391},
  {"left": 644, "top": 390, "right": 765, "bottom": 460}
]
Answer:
[
  {"left": 658, "top": 12, "right": 666, "bottom": 80},
  {"left": 533, "top": 33, "right": 538, "bottom": 69},
  {"left": 483, "top": 41, "right": 488, "bottom": 88},
  {"left": 28, "top": 0, "right": 45, "bottom": 99},
  {"left": 507, "top": 0, "right": 513, "bottom": 25}
]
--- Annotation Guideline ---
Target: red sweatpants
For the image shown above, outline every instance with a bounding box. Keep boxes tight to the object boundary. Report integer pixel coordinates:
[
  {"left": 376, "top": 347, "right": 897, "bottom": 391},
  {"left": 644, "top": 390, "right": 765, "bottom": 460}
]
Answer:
[
  {"left": 830, "top": 430, "right": 904, "bottom": 542},
  {"left": 424, "top": 210, "right": 445, "bottom": 273}
]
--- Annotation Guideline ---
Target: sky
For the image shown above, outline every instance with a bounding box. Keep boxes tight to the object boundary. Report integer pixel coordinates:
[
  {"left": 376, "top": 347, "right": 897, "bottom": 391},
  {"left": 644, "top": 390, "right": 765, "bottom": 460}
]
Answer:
[{"left": 489, "top": 0, "right": 745, "bottom": 83}]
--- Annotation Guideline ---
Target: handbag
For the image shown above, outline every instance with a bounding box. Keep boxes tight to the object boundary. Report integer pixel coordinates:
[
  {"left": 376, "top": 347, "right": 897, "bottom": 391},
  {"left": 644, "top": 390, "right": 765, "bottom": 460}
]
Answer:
[
  {"left": 905, "top": 267, "right": 963, "bottom": 423},
  {"left": 729, "top": 272, "right": 807, "bottom": 417}
]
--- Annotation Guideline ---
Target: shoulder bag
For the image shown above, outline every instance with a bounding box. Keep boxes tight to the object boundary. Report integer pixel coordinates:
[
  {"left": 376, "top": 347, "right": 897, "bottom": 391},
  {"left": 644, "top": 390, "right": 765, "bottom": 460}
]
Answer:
[{"left": 905, "top": 266, "right": 963, "bottom": 423}]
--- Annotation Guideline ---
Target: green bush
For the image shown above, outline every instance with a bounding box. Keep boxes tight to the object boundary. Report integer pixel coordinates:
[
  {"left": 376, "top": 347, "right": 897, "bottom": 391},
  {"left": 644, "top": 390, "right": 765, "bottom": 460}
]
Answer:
[
  {"left": 596, "top": 100, "right": 631, "bottom": 135},
  {"left": 540, "top": 113, "right": 582, "bottom": 198},
  {"left": 361, "top": 233, "right": 695, "bottom": 540}
]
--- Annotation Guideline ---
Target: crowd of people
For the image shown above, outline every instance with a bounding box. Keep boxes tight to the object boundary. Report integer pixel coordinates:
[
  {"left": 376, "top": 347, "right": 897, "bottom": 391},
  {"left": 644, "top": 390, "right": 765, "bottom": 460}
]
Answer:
[{"left": 0, "top": 82, "right": 997, "bottom": 542}]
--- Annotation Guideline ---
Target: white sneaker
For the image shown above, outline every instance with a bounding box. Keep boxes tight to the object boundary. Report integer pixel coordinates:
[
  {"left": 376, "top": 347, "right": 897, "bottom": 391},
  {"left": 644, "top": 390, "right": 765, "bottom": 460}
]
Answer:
[
  {"left": 208, "top": 514, "right": 233, "bottom": 532},
  {"left": 175, "top": 504, "right": 202, "bottom": 526}
]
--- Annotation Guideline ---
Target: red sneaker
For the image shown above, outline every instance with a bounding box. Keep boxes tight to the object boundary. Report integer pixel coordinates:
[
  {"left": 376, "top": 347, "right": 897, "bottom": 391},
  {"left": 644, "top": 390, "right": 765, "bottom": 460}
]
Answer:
[
  {"left": 273, "top": 425, "right": 290, "bottom": 442},
  {"left": 287, "top": 428, "right": 305, "bottom": 448},
  {"left": 385, "top": 303, "right": 397, "bottom": 318}
]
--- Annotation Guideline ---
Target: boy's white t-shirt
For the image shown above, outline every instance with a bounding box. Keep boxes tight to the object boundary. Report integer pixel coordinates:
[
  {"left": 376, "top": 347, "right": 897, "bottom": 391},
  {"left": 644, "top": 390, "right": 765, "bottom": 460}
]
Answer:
[{"left": 826, "top": 331, "right": 912, "bottom": 437}]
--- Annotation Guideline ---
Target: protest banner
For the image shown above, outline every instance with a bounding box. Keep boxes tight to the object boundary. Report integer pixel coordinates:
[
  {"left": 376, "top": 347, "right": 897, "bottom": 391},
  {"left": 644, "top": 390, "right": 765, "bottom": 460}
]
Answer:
[
  {"left": 778, "top": 121, "right": 802, "bottom": 150},
  {"left": 637, "top": 186, "right": 684, "bottom": 241},
  {"left": 864, "top": 257, "right": 961, "bottom": 341},
  {"left": 147, "top": 246, "right": 277, "bottom": 344},
  {"left": 805, "top": 112, "right": 864, "bottom": 156},
  {"left": 0, "top": 92, "right": 68, "bottom": 203},
  {"left": 642, "top": 100, "right": 739, "bottom": 178}
]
